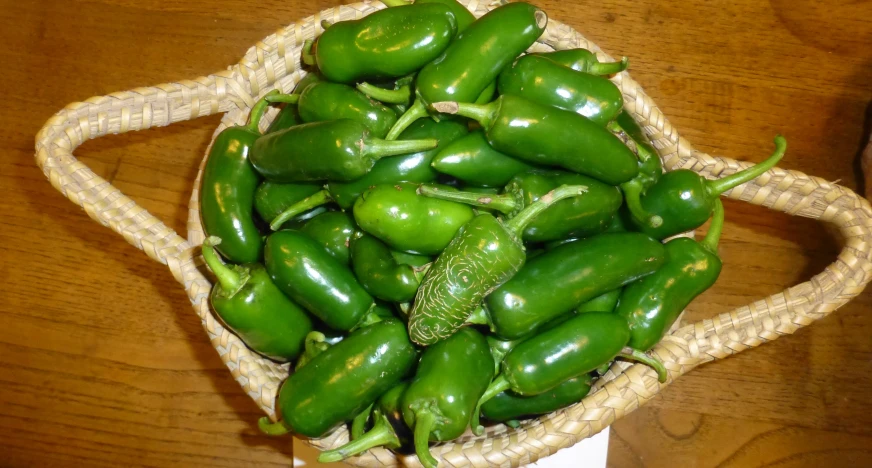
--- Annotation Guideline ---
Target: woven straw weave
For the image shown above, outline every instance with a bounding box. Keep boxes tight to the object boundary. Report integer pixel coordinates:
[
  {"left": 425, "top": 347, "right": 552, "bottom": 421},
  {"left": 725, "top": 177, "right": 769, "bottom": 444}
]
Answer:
[{"left": 35, "top": 0, "right": 872, "bottom": 466}]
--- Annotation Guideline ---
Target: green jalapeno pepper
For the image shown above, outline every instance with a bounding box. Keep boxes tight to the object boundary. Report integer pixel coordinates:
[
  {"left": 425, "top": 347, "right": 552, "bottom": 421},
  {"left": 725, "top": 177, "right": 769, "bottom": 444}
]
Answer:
[
  {"left": 351, "top": 233, "right": 431, "bottom": 303},
  {"left": 266, "top": 72, "right": 323, "bottom": 134},
  {"left": 632, "top": 136, "right": 786, "bottom": 239},
  {"left": 298, "top": 211, "right": 357, "bottom": 266},
  {"left": 266, "top": 119, "right": 468, "bottom": 229},
  {"left": 430, "top": 130, "right": 535, "bottom": 187},
  {"left": 264, "top": 230, "right": 374, "bottom": 331},
  {"left": 533, "top": 48, "right": 628, "bottom": 75},
  {"left": 317, "top": 381, "right": 414, "bottom": 462},
  {"left": 381, "top": 0, "right": 476, "bottom": 32},
  {"left": 418, "top": 169, "right": 622, "bottom": 243},
  {"left": 200, "top": 92, "right": 279, "bottom": 263},
  {"left": 619, "top": 199, "right": 725, "bottom": 351},
  {"left": 432, "top": 95, "right": 639, "bottom": 185},
  {"left": 486, "top": 232, "right": 667, "bottom": 340},
  {"left": 402, "top": 327, "right": 494, "bottom": 468},
  {"left": 251, "top": 119, "right": 437, "bottom": 183},
  {"left": 200, "top": 237, "right": 313, "bottom": 362},
  {"left": 605, "top": 113, "right": 665, "bottom": 229},
  {"left": 259, "top": 319, "right": 416, "bottom": 438},
  {"left": 254, "top": 182, "right": 327, "bottom": 228},
  {"left": 472, "top": 312, "right": 667, "bottom": 433},
  {"left": 409, "top": 185, "right": 589, "bottom": 345},
  {"left": 303, "top": 4, "right": 457, "bottom": 83},
  {"left": 353, "top": 182, "right": 475, "bottom": 255},
  {"left": 481, "top": 374, "right": 593, "bottom": 424},
  {"left": 576, "top": 288, "right": 622, "bottom": 314},
  {"left": 497, "top": 54, "right": 624, "bottom": 126},
  {"left": 297, "top": 81, "right": 397, "bottom": 138}
]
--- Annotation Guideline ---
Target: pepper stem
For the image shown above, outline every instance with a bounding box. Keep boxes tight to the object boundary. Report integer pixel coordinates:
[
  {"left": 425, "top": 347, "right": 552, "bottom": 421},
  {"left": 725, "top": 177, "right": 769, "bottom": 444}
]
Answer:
[
  {"left": 590, "top": 56, "right": 629, "bottom": 75},
  {"left": 618, "top": 347, "right": 668, "bottom": 383},
  {"left": 351, "top": 403, "right": 374, "bottom": 440},
  {"left": 706, "top": 135, "right": 787, "bottom": 196},
  {"left": 417, "top": 184, "right": 518, "bottom": 215},
  {"left": 700, "top": 198, "right": 725, "bottom": 254},
  {"left": 365, "top": 137, "right": 439, "bottom": 161},
  {"left": 412, "top": 410, "right": 440, "bottom": 468},
  {"left": 357, "top": 82, "right": 411, "bottom": 104},
  {"left": 269, "top": 189, "right": 332, "bottom": 231},
  {"left": 244, "top": 89, "right": 280, "bottom": 133},
  {"left": 503, "top": 185, "right": 589, "bottom": 237},
  {"left": 201, "top": 237, "right": 243, "bottom": 292},
  {"left": 301, "top": 39, "right": 315, "bottom": 66},
  {"left": 432, "top": 100, "right": 498, "bottom": 129},
  {"left": 472, "top": 374, "right": 511, "bottom": 436},
  {"left": 258, "top": 417, "right": 290, "bottom": 436},
  {"left": 595, "top": 362, "right": 611, "bottom": 376},
  {"left": 295, "top": 331, "right": 328, "bottom": 370},
  {"left": 621, "top": 180, "right": 663, "bottom": 228},
  {"left": 380, "top": 0, "right": 410, "bottom": 6},
  {"left": 264, "top": 93, "right": 299, "bottom": 105},
  {"left": 318, "top": 413, "right": 401, "bottom": 463},
  {"left": 385, "top": 99, "right": 428, "bottom": 140},
  {"left": 355, "top": 306, "right": 386, "bottom": 329},
  {"left": 320, "top": 19, "right": 332, "bottom": 30}
]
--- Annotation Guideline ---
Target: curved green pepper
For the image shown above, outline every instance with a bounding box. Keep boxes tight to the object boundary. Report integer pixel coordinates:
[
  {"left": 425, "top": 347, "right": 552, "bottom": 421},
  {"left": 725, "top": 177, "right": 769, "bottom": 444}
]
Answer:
[
  {"left": 297, "top": 81, "right": 397, "bottom": 138},
  {"left": 497, "top": 54, "right": 624, "bottom": 125},
  {"left": 200, "top": 92, "right": 277, "bottom": 263},
  {"left": 576, "top": 288, "right": 622, "bottom": 314},
  {"left": 430, "top": 130, "right": 534, "bottom": 187},
  {"left": 481, "top": 374, "right": 593, "bottom": 424},
  {"left": 381, "top": 0, "right": 476, "bottom": 32},
  {"left": 201, "top": 237, "right": 312, "bottom": 362},
  {"left": 353, "top": 182, "right": 475, "bottom": 255},
  {"left": 264, "top": 230, "right": 374, "bottom": 331},
  {"left": 432, "top": 95, "right": 639, "bottom": 185},
  {"left": 250, "top": 119, "right": 437, "bottom": 183},
  {"left": 632, "top": 136, "right": 786, "bottom": 239},
  {"left": 260, "top": 319, "right": 416, "bottom": 438},
  {"left": 418, "top": 169, "right": 622, "bottom": 243},
  {"left": 533, "top": 48, "right": 628, "bottom": 75},
  {"left": 305, "top": 3, "right": 457, "bottom": 83},
  {"left": 486, "top": 232, "right": 667, "bottom": 340},
  {"left": 351, "top": 233, "right": 431, "bottom": 303},
  {"left": 409, "top": 185, "right": 589, "bottom": 346},
  {"left": 619, "top": 199, "right": 725, "bottom": 351},
  {"left": 266, "top": 119, "right": 468, "bottom": 229},
  {"left": 402, "top": 327, "right": 494, "bottom": 468},
  {"left": 254, "top": 182, "right": 326, "bottom": 228},
  {"left": 299, "top": 211, "right": 357, "bottom": 266},
  {"left": 266, "top": 72, "right": 323, "bottom": 134}
]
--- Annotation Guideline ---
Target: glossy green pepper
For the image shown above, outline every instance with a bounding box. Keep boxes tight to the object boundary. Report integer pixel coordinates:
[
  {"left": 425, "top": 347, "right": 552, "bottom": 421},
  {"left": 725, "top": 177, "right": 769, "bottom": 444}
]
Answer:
[
  {"left": 266, "top": 119, "right": 468, "bottom": 229},
  {"left": 381, "top": 0, "right": 476, "bottom": 32},
  {"left": 200, "top": 237, "right": 312, "bottom": 362},
  {"left": 607, "top": 113, "right": 665, "bottom": 229},
  {"left": 251, "top": 119, "right": 437, "bottom": 183},
  {"left": 533, "top": 49, "right": 629, "bottom": 75},
  {"left": 481, "top": 374, "right": 593, "bottom": 424},
  {"left": 472, "top": 312, "right": 666, "bottom": 433},
  {"left": 619, "top": 200, "right": 725, "bottom": 351},
  {"left": 418, "top": 169, "right": 622, "bottom": 243},
  {"left": 297, "top": 81, "right": 397, "bottom": 138},
  {"left": 266, "top": 72, "right": 323, "bottom": 134},
  {"left": 351, "top": 233, "right": 431, "bottom": 303},
  {"left": 317, "top": 381, "right": 414, "bottom": 462},
  {"left": 200, "top": 92, "right": 277, "bottom": 263},
  {"left": 486, "top": 232, "right": 667, "bottom": 340},
  {"left": 299, "top": 211, "right": 357, "bottom": 266},
  {"left": 265, "top": 230, "right": 374, "bottom": 331},
  {"left": 303, "top": 3, "right": 457, "bottom": 83},
  {"left": 497, "top": 54, "right": 624, "bottom": 125},
  {"left": 409, "top": 185, "right": 589, "bottom": 345},
  {"left": 254, "top": 182, "right": 326, "bottom": 228},
  {"left": 259, "top": 319, "right": 416, "bottom": 438},
  {"left": 576, "top": 288, "right": 622, "bottom": 314},
  {"left": 402, "top": 327, "right": 494, "bottom": 468},
  {"left": 353, "top": 182, "right": 475, "bottom": 255},
  {"left": 432, "top": 95, "right": 639, "bottom": 185},
  {"left": 430, "top": 130, "right": 535, "bottom": 187},
  {"left": 632, "top": 136, "right": 786, "bottom": 239}
]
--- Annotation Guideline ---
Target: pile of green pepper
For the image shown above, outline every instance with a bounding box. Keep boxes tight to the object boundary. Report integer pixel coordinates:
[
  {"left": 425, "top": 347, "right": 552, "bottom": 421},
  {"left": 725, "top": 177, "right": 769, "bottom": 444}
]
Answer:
[{"left": 196, "top": 1, "right": 788, "bottom": 466}]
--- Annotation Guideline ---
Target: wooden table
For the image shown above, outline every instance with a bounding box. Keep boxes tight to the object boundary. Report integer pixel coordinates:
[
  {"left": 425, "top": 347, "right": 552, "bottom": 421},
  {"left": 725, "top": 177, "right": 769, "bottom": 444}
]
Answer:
[{"left": 3, "top": 0, "right": 872, "bottom": 466}]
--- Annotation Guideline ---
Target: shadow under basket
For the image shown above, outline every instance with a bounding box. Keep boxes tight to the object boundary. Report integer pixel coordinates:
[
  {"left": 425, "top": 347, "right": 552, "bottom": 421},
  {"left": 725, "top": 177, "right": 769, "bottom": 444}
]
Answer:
[{"left": 34, "top": 1, "right": 872, "bottom": 466}]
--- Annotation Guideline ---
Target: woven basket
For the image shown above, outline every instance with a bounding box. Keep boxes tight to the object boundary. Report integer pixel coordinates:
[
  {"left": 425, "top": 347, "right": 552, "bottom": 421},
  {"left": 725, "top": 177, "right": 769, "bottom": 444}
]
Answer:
[{"left": 35, "top": 1, "right": 872, "bottom": 466}]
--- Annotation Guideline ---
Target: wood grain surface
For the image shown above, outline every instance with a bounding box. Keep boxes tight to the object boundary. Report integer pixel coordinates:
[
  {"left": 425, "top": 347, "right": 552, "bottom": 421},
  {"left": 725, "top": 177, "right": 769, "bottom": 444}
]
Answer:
[{"left": 3, "top": 0, "right": 872, "bottom": 466}]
